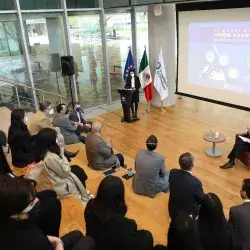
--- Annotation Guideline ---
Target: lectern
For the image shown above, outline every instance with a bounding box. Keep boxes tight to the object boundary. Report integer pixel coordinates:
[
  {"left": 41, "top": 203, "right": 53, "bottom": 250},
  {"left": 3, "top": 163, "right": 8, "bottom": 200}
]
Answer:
[{"left": 117, "top": 88, "right": 136, "bottom": 123}]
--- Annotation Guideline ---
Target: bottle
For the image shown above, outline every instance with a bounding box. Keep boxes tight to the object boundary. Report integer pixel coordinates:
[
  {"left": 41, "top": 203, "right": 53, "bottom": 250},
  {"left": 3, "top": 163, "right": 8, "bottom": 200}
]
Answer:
[{"left": 208, "top": 129, "right": 213, "bottom": 139}]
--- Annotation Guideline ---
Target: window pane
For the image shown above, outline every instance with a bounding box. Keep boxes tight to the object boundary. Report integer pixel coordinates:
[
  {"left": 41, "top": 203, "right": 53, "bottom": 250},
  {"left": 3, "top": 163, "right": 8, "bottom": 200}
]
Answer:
[
  {"left": 105, "top": 11, "right": 132, "bottom": 102},
  {"left": 20, "top": 0, "right": 61, "bottom": 10},
  {"left": 0, "top": 14, "right": 35, "bottom": 111},
  {"left": 0, "top": 0, "right": 14, "bottom": 10},
  {"left": 22, "top": 13, "right": 69, "bottom": 104},
  {"left": 68, "top": 12, "right": 106, "bottom": 109},
  {"left": 66, "top": 0, "right": 99, "bottom": 8},
  {"left": 104, "top": 0, "right": 130, "bottom": 8},
  {"left": 132, "top": 0, "right": 163, "bottom": 4}
]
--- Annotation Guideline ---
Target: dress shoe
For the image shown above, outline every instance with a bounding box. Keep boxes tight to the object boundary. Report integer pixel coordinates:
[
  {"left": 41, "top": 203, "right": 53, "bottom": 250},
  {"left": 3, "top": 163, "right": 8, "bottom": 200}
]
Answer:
[
  {"left": 220, "top": 161, "right": 234, "bottom": 169},
  {"left": 64, "top": 150, "right": 79, "bottom": 159}
]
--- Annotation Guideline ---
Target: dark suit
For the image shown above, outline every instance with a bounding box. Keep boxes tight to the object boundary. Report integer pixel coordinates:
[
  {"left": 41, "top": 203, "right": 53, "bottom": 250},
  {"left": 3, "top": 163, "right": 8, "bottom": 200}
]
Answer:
[
  {"left": 229, "top": 202, "right": 250, "bottom": 250},
  {"left": 168, "top": 169, "right": 204, "bottom": 219},
  {"left": 69, "top": 110, "right": 91, "bottom": 133}
]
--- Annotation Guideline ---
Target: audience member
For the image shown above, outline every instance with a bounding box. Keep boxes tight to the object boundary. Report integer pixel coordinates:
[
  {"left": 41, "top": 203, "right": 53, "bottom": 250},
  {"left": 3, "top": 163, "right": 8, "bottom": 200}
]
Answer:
[
  {"left": 8, "top": 109, "right": 35, "bottom": 168},
  {"left": 69, "top": 102, "right": 92, "bottom": 133},
  {"left": 220, "top": 127, "right": 250, "bottom": 169},
  {"left": 167, "top": 212, "right": 201, "bottom": 250},
  {"left": 133, "top": 135, "right": 169, "bottom": 198},
  {"left": 84, "top": 176, "right": 154, "bottom": 250},
  {"left": 229, "top": 178, "right": 250, "bottom": 250},
  {"left": 53, "top": 104, "right": 85, "bottom": 144},
  {"left": 168, "top": 152, "right": 204, "bottom": 219},
  {"left": 0, "top": 175, "right": 95, "bottom": 250},
  {"left": 34, "top": 128, "right": 90, "bottom": 203},
  {"left": 85, "top": 121, "right": 125, "bottom": 170},
  {"left": 199, "top": 193, "right": 232, "bottom": 250}
]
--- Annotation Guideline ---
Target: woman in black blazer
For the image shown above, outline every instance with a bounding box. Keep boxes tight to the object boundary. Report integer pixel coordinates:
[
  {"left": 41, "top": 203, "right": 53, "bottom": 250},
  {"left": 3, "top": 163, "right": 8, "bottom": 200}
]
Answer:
[{"left": 8, "top": 109, "right": 35, "bottom": 167}]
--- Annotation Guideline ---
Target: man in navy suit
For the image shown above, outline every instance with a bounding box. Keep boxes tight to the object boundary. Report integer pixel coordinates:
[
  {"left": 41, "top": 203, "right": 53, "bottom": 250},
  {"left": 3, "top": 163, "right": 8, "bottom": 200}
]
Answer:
[{"left": 168, "top": 152, "right": 204, "bottom": 219}]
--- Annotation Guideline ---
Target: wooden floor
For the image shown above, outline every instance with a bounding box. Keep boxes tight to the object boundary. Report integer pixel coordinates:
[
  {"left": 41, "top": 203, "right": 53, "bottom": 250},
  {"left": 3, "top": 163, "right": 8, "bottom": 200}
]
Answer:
[{"left": 11, "top": 98, "right": 250, "bottom": 246}]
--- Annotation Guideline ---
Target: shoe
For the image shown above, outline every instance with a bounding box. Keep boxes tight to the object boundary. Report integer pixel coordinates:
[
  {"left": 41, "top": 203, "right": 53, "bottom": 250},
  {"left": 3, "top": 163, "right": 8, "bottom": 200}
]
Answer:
[
  {"left": 220, "top": 161, "right": 235, "bottom": 169},
  {"left": 64, "top": 150, "right": 79, "bottom": 159}
]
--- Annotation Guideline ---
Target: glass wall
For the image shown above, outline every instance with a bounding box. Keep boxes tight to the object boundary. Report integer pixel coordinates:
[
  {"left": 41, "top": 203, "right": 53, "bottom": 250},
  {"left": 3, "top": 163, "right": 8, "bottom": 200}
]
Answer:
[
  {"left": 66, "top": 0, "right": 99, "bottom": 9},
  {"left": 131, "top": 0, "right": 163, "bottom": 4},
  {"left": 0, "top": 0, "right": 14, "bottom": 10},
  {"left": 105, "top": 9, "right": 132, "bottom": 102},
  {"left": 22, "top": 13, "right": 67, "bottom": 103},
  {"left": 20, "top": 0, "right": 61, "bottom": 10},
  {"left": 104, "top": 0, "right": 130, "bottom": 8},
  {"left": 68, "top": 12, "right": 106, "bottom": 109}
]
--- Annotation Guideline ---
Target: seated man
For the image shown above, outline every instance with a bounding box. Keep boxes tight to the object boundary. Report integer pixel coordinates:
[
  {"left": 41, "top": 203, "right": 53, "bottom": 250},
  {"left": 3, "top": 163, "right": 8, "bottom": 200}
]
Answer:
[
  {"left": 229, "top": 178, "right": 250, "bottom": 250},
  {"left": 85, "top": 121, "right": 124, "bottom": 170},
  {"left": 168, "top": 152, "right": 204, "bottom": 219},
  {"left": 69, "top": 102, "right": 92, "bottom": 133},
  {"left": 132, "top": 135, "right": 169, "bottom": 198},
  {"left": 220, "top": 128, "right": 250, "bottom": 169},
  {"left": 53, "top": 104, "right": 85, "bottom": 145}
]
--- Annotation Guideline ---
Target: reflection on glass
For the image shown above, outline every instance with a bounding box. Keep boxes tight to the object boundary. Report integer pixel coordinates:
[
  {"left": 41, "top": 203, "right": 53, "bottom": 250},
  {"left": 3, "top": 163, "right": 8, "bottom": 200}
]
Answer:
[
  {"left": 66, "top": 0, "right": 99, "bottom": 8},
  {"left": 20, "top": 0, "right": 61, "bottom": 10},
  {"left": 106, "top": 12, "right": 132, "bottom": 102},
  {"left": 22, "top": 13, "right": 69, "bottom": 103},
  {"left": 104, "top": 0, "right": 130, "bottom": 8},
  {"left": 0, "top": 0, "right": 14, "bottom": 10},
  {"left": 68, "top": 12, "right": 106, "bottom": 109}
]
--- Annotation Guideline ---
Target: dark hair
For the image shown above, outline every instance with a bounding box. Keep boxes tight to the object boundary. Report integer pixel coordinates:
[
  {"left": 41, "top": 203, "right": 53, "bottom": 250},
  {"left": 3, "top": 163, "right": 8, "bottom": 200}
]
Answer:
[
  {"left": 199, "top": 193, "right": 231, "bottom": 250},
  {"left": 56, "top": 103, "right": 66, "bottom": 113},
  {"left": 242, "top": 179, "right": 250, "bottom": 198},
  {"left": 34, "top": 128, "right": 61, "bottom": 162},
  {"left": 8, "top": 109, "right": 29, "bottom": 144},
  {"left": 146, "top": 135, "right": 158, "bottom": 151},
  {"left": 39, "top": 101, "right": 51, "bottom": 112},
  {"left": 0, "top": 175, "right": 36, "bottom": 224},
  {"left": 179, "top": 152, "right": 194, "bottom": 171},
  {"left": 95, "top": 176, "right": 127, "bottom": 216},
  {"left": 168, "top": 212, "right": 201, "bottom": 250}
]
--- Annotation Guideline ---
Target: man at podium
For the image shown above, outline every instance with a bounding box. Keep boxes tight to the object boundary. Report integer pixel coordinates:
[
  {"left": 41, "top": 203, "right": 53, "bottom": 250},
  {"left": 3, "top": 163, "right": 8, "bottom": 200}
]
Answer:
[{"left": 125, "top": 71, "right": 141, "bottom": 119}]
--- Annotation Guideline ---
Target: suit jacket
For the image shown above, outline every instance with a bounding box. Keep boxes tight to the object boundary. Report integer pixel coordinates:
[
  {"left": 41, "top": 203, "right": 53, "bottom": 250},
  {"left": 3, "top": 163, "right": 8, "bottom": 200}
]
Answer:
[
  {"left": 168, "top": 169, "right": 204, "bottom": 219},
  {"left": 8, "top": 130, "right": 34, "bottom": 168},
  {"left": 229, "top": 202, "right": 250, "bottom": 250},
  {"left": 69, "top": 110, "right": 86, "bottom": 124},
  {"left": 85, "top": 132, "right": 117, "bottom": 170},
  {"left": 132, "top": 149, "right": 169, "bottom": 198},
  {"left": 28, "top": 111, "right": 52, "bottom": 135},
  {"left": 53, "top": 113, "right": 79, "bottom": 145},
  {"left": 125, "top": 76, "right": 141, "bottom": 103}
]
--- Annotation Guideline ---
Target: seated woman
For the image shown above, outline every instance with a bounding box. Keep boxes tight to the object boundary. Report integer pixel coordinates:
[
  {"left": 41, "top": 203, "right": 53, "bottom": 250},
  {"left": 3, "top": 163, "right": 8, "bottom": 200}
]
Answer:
[
  {"left": 198, "top": 193, "right": 232, "bottom": 250},
  {"left": 84, "top": 175, "right": 154, "bottom": 250},
  {"left": 34, "top": 128, "right": 90, "bottom": 203},
  {"left": 0, "top": 175, "right": 95, "bottom": 250},
  {"left": 8, "top": 109, "right": 35, "bottom": 168}
]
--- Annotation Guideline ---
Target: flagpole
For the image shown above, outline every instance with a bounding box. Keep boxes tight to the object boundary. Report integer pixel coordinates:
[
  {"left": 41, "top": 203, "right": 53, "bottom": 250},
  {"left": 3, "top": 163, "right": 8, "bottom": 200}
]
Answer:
[
  {"left": 146, "top": 101, "right": 151, "bottom": 112},
  {"left": 160, "top": 100, "right": 165, "bottom": 112}
]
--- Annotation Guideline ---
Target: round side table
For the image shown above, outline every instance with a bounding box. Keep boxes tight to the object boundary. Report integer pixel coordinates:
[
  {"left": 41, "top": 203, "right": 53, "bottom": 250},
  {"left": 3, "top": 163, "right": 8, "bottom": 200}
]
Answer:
[{"left": 203, "top": 133, "right": 226, "bottom": 157}]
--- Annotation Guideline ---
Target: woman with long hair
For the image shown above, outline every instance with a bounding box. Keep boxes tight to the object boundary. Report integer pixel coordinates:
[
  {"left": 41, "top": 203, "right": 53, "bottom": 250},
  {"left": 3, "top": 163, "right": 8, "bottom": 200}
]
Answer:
[
  {"left": 34, "top": 128, "right": 89, "bottom": 203},
  {"left": 8, "top": 109, "right": 34, "bottom": 167},
  {"left": 84, "top": 176, "right": 154, "bottom": 250},
  {"left": 198, "top": 193, "right": 232, "bottom": 250}
]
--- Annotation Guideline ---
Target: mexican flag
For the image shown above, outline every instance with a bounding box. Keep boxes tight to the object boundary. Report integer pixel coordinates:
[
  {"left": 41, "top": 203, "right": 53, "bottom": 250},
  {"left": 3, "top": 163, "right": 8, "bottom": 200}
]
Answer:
[{"left": 139, "top": 49, "right": 153, "bottom": 101}]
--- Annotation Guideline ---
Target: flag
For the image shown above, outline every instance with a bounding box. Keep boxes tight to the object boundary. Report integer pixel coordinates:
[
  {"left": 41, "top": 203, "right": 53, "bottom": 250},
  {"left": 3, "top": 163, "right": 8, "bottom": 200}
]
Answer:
[
  {"left": 139, "top": 49, "right": 152, "bottom": 101},
  {"left": 154, "top": 48, "right": 168, "bottom": 101},
  {"left": 123, "top": 48, "right": 135, "bottom": 82}
]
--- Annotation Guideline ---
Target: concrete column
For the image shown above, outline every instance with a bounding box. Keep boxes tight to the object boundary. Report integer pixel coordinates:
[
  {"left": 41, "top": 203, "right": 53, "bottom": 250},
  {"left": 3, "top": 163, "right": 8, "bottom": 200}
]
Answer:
[{"left": 148, "top": 4, "right": 177, "bottom": 107}]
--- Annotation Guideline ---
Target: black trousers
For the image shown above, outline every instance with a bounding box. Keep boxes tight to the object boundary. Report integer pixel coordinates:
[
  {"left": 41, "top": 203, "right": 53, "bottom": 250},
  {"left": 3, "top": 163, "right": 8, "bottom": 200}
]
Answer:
[
  {"left": 30, "top": 190, "right": 62, "bottom": 237},
  {"left": 71, "top": 165, "right": 88, "bottom": 188},
  {"left": 228, "top": 136, "right": 250, "bottom": 161},
  {"left": 61, "top": 231, "right": 95, "bottom": 250},
  {"left": 116, "top": 153, "right": 125, "bottom": 167}
]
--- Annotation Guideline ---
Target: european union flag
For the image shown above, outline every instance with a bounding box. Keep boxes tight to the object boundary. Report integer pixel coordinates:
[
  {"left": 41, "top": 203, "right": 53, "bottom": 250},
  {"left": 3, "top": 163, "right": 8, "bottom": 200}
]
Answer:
[{"left": 123, "top": 49, "right": 136, "bottom": 82}]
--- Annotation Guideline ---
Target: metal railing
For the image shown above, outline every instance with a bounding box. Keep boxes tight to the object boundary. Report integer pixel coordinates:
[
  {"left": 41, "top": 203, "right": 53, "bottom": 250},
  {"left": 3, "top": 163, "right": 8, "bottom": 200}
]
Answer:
[{"left": 0, "top": 75, "right": 69, "bottom": 112}]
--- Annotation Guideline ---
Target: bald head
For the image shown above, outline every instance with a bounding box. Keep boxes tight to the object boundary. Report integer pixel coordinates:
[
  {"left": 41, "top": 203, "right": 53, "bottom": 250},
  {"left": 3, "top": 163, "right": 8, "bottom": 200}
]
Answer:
[{"left": 92, "top": 121, "right": 102, "bottom": 133}]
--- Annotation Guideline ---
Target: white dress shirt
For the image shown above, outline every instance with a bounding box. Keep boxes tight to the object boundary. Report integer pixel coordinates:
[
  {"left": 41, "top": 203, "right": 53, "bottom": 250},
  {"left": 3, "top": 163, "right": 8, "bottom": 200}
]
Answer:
[
  {"left": 131, "top": 76, "right": 135, "bottom": 89},
  {"left": 76, "top": 112, "right": 81, "bottom": 123}
]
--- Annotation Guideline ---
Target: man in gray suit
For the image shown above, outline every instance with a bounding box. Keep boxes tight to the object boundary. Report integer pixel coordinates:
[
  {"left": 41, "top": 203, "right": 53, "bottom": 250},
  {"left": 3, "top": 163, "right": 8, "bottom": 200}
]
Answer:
[
  {"left": 85, "top": 121, "right": 125, "bottom": 170},
  {"left": 132, "top": 135, "right": 169, "bottom": 198},
  {"left": 229, "top": 178, "right": 250, "bottom": 250},
  {"left": 53, "top": 104, "right": 85, "bottom": 145}
]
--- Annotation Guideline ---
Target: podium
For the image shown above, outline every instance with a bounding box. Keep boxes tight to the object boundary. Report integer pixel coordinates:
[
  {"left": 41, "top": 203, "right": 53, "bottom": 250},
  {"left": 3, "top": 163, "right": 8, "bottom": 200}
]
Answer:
[{"left": 117, "top": 88, "right": 136, "bottom": 123}]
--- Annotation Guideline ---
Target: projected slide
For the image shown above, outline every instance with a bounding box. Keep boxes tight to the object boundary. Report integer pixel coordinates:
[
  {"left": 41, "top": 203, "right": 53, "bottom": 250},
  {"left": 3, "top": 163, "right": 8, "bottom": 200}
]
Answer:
[{"left": 188, "top": 22, "right": 250, "bottom": 95}]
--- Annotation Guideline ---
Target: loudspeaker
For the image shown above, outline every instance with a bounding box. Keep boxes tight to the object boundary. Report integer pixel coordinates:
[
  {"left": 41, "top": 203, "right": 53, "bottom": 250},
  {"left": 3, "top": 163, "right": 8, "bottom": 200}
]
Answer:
[
  {"left": 51, "top": 53, "right": 61, "bottom": 72},
  {"left": 60, "top": 55, "right": 75, "bottom": 76},
  {"left": 154, "top": 5, "right": 162, "bottom": 16}
]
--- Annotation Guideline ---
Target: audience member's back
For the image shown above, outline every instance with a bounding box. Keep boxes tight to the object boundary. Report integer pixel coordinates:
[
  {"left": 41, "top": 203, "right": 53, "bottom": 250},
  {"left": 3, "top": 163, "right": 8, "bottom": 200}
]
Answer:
[
  {"left": 199, "top": 193, "right": 232, "bottom": 250},
  {"left": 169, "top": 152, "right": 204, "bottom": 219}
]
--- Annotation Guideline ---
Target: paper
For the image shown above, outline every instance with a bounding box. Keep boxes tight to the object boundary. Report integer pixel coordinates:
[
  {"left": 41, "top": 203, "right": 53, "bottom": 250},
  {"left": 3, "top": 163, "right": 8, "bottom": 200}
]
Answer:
[{"left": 239, "top": 136, "right": 250, "bottom": 143}]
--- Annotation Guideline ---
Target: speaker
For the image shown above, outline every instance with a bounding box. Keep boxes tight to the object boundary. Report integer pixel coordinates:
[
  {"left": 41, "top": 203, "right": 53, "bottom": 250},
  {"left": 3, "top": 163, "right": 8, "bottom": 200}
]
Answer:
[
  {"left": 154, "top": 5, "right": 162, "bottom": 16},
  {"left": 51, "top": 53, "right": 61, "bottom": 73},
  {"left": 60, "top": 55, "right": 75, "bottom": 76}
]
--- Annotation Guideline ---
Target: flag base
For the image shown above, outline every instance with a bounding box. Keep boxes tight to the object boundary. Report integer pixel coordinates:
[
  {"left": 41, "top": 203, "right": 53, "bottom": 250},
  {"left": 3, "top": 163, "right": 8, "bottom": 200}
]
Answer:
[
  {"left": 160, "top": 101, "right": 166, "bottom": 113},
  {"left": 145, "top": 101, "right": 151, "bottom": 112}
]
